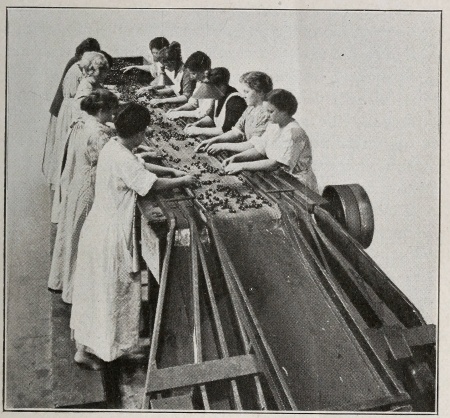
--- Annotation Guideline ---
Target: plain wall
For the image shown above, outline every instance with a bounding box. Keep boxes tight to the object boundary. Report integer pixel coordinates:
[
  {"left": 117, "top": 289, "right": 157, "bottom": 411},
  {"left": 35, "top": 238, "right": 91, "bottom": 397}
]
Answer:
[{"left": 6, "top": 8, "right": 440, "bottom": 322}]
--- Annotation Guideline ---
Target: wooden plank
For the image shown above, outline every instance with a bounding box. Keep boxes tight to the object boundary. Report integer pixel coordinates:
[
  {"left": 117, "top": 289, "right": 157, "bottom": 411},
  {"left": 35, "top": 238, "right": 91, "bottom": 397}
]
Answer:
[
  {"left": 145, "top": 354, "right": 260, "bottom": 393},
  {"left": 404, "top": 325, "right": 436, "bottom": 347},
  {"left": 50, "top": 294, "right": 106, "bottom": 408},
  {"left": 150, "top": 393, "right": 194, "bottom": 410}
]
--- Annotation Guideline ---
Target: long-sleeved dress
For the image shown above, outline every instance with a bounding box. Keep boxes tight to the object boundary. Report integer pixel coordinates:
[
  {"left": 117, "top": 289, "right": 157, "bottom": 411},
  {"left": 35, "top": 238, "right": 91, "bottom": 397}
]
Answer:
[
  {"left": 50, "top": 63, "right": 83, "bottom": 188},
  {"left": 42, "top": 56, "right": 79, "bottom": 187},
  {"left": 70, "top": 139, "right": 157, "bottom": 362},
  {"left": 47, "top": 116, "right": 113, "bottom": 303},
  {"left": 51, "top": 77, "right": 99, "bottom": 223}
]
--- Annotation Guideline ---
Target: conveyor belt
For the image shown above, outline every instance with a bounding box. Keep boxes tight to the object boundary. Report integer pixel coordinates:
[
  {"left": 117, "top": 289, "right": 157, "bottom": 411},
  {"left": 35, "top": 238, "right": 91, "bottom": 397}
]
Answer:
[{"left": 108, "top": 57, "right": 435, "bottom": 411}]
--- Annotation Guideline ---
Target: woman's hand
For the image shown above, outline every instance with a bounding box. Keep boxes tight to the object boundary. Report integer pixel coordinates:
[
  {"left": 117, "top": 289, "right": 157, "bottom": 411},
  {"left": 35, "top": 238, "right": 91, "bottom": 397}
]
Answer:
[
  {"left": 122, "top": 65, "right": 137, "bottom": 73},
  {"left": 184, "top": 126, "right": 203, "bottom": 137},
  {"left": 171, "top": 168, "right": 187, "bottom": 178},
  {"left": 222, "top": 155, "right": 236, "bottom": 167},
  {"left": 139, "top": 151, "right": 164, "bottom": 160},
  {"left": 207, "top": 143, "right": 226, "bottom": 155},
  {"left": 224, "top": 162, "right": 243, "bottom": 175},
  {"left": 136, "top": 86, "right": 149, "bottom": 96},
  {"left": 194, "top": 138, "right": 216, "bottom": 153},
  {"left": 185, "top": 121, "right": 198, "bottom": 129},
  {"left": 135, "top": 144, "right": 153, "bottom": 153},
  {"left": 181, "top": 175, "right": 198, "bottom": 187},
  {"left": 149, "top": 98, "right": 163, "bottom": 107}
]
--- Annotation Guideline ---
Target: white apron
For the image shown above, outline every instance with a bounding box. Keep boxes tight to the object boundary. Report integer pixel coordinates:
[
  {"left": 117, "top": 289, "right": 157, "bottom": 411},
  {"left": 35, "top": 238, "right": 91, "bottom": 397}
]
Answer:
[{"left": 166, "top": 69, "right": 183, "bottom": 96}]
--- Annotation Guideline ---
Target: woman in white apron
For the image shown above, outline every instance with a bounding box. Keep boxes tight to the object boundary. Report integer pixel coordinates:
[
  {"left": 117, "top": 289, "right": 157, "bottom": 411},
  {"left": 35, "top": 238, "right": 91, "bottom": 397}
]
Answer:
[
  {"left": 121, "top": 36, "right": 169, "bottom": 81},
  {"left": 136, "top": 41, "right": 196, "bottom": 107},
  {"left": 183, "top": 68, "right": 247, "bottom": 137}
]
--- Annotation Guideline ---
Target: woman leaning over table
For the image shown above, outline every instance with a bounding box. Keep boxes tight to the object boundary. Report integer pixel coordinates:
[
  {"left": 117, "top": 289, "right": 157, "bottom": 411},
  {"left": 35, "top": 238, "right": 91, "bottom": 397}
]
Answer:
[
  {"left": 195, "top": 71, "right": 272, "bottom": 154},
  {"left": 48, "top": 89, "right": 119, "bottom": 303},
  {"left": 70, "top": 103, "right": 196, "bottom": 369},
  {"left": 136, "top": 41, "right": 197, "bottom": 107},
  {"left": 122, "top": 36, "right": 170, "bottom": 82},
  {"left": 43, "top": 38, "right": 101, "bottom": 189},
  {"left": 51, "top": 52, "right": 110, "bottom": 223},
  {"left": 184, "top": 67, "right": 247, "bottom": 138}
]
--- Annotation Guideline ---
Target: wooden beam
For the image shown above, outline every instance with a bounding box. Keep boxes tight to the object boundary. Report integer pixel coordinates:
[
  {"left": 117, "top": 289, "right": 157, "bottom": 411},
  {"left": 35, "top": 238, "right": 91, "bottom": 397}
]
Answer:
[{"left": 145, "top": 354, "right": 260, "bottom": 393}]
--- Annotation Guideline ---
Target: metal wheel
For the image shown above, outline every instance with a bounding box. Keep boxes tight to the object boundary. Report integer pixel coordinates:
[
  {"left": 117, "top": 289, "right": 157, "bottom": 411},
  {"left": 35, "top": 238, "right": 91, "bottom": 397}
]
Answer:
[{"left": 322, "top": 184, "right": 374, "bottom": 248}]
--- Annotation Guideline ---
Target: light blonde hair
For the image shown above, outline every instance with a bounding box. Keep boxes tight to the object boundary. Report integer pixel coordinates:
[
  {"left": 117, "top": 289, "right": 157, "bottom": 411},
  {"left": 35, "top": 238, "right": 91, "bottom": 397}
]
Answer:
[{"left": 79, "top": 51, "right": 109, "bottom": 76}]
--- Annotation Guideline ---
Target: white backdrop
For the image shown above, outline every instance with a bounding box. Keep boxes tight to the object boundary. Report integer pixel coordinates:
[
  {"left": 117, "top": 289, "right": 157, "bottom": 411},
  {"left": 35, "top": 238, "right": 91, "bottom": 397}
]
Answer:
[{"left": 6, "top": 8, "right": 440, "bottom": 322}]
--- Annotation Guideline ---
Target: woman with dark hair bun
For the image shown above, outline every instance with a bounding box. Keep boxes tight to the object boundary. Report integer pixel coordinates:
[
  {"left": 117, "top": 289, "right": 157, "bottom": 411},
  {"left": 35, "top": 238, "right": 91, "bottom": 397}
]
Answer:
[
  {"left": 164, "top": 51, "right": 214, "bottom": 119},
  {"left": 222, "top": 89, "right": 318, "bottom": 192},
  {"left": 122, "top": 36, "right": 170, "bottom": 80},
  {"left": 142, "top": 45, "right": 206, "bottom": 108},
  {"left": 43, "top": 38, "right": 101, "bottom": 188},
  {"left": 70, "top": 103, "right": 196, "bottom": 369},
  {"left": 195, "top": 70, "right": 272, "bottom": 154},
  {"left": 48, "top": 89, "right": 119, "bottom": 303},
  {"left": 183, "top": 67, "right": 247, "bottom": 137}
]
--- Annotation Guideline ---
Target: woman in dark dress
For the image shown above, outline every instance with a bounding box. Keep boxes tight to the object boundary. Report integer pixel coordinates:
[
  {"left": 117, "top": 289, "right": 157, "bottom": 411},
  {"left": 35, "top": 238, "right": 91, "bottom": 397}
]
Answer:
[{"left": 43, "top": 38, "right": 101, "bottom": 188}]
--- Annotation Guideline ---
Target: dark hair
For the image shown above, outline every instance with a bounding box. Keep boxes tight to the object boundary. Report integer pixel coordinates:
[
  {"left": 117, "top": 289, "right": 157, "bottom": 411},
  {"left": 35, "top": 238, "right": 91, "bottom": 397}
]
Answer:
[
  {"left": 160, "top": 41, "right": 182, "bottom": 66},
  {"left": 100, "top": 50, "right": 114, "bottom": 68},
  {"left": 239, "top": 71, "right": 273, "bottom": 95},
  {"left": 185, "top": 51, "right": 211, "bottom": 73},
  {"left": 149, "top": 37, "right": 170, "bottom": 51},
  {"left": 267, "top": 89, "right": 298, "bottom": 116},
  {"left": 75, "top": 38, "right": 101, "bottom": 59},
  {"left": 80, "top": 88, "right": 119, "bottom": 116},
  {"left": 205, "top": 67, "right": 230, "bottom": 86},
  {"left": 115, "top": 103, "right": 150, "bottom": 138}
]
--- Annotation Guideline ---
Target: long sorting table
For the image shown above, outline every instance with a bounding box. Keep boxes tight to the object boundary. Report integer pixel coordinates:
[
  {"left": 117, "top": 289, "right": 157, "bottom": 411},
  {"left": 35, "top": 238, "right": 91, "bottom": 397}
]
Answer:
[{"left": 105, "top": 56, "right": 436, "bottom": 412}]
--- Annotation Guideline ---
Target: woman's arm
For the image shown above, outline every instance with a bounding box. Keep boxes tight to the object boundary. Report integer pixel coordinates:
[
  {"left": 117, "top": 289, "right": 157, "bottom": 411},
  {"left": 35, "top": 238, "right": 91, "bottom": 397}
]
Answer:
[
  {"left": 223, "top": 147, "right": 262, "bottom": 164},
  {"left": 144, "top": 163, "right": 185, "bottom": 177},
  {"left": 152, "top": 175, "right": 197, "bottom": 191},
  {"left": 169, "top": 102, "right": 197, "bottom": 112},
  {"left": 155, "top": 87, "right": 175, "bottom": 96},
  {"left": 207, "top": 140, "right": 253, "bottom": 155},
  {"left": 123, "top": 64, "right": 154, "bottom": 74},
  {"left": 150, "top": 95, "right": 189, "bottom": 106},
  {"left": 186, "top": 126, "right": 223, "bottom": 138},
  {"left": 225, "top": 158, "right": 281, "bottom": 175},
  {"left": 194, "top": 129, "right": 242, "bottom": 152}
]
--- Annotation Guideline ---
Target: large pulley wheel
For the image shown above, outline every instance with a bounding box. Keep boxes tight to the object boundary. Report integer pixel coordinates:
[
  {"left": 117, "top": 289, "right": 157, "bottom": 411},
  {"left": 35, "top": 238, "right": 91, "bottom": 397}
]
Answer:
[{"left": 322, "top": 184, "right": 374, "bottom": 248}]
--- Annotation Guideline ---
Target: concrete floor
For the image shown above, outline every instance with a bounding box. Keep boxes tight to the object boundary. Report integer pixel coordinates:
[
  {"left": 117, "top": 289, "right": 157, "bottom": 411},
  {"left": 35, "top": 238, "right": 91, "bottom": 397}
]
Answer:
[{"left": 5, "top": 217, "right": 55, "bottom": 409}]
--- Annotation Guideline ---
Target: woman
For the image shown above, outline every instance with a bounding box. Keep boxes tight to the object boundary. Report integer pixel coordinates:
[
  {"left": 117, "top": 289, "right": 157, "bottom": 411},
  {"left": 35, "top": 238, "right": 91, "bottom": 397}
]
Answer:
[
  {"left": 43, "top": 38, "right": 101, "bottom": 188},
  {"left": 122, "top": 36, "right": 169, "bottom": 81},
  {"left": 136, "top": 41, "right": 193, "bottom": 105},
  {"left": 51, "top": 52, "right": 110, "bottom": 223},
  {"left": 183, "top": 67, "right": 247, "bottom": 137},
  {"left": 222, "top": 89, "right": 318, "bottom": 192},
  {"left": 195, "top": 71, "right": 272, "bottom": 154},
  {"left": 48, "top": 89, "right": 119, "bottom": 303},
  {"left": 164, "top": 51, "right": 214, "bottom": 118},
  {"left": 70, "top": 103, "right": 196, "bottom": 369}
]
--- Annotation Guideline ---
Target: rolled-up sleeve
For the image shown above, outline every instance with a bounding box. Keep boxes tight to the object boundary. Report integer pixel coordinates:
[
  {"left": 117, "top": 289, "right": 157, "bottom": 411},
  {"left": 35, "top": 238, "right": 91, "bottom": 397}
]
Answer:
[
  {"left": 120, "top": 155, "right": 158, "bottom": 196},
  {"left": 180, "top": 73, "right": 196, "bottom": 99},
  {"left": 249, "top": 127, "right": 271, "bottom": 156},
  {"left": 231, "top": 108, "right": 249, "bottom": 136}
]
